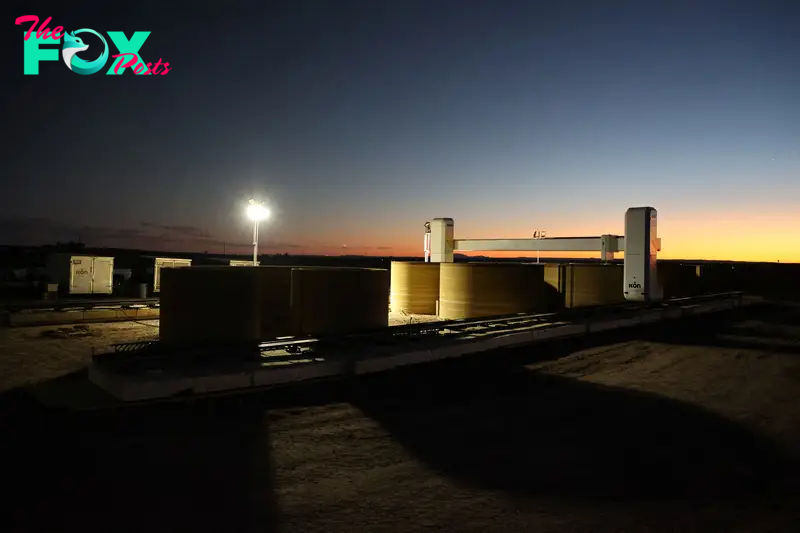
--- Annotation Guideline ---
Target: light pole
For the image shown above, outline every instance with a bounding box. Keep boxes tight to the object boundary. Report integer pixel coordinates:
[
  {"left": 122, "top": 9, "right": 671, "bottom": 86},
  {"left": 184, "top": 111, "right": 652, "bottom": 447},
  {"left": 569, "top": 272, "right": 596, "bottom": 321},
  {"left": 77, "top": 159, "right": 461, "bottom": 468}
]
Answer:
[{"left": 246, "top": 198, "right": 270, "bottom": 266}]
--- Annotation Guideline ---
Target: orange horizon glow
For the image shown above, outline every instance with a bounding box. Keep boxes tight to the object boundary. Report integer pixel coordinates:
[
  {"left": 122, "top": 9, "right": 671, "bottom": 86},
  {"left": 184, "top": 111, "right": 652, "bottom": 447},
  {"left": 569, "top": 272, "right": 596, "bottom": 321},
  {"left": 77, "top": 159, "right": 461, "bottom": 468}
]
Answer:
[
  {"left": 83, "top": 240, "right": 798, "bottom": 265},
  {"left": 274, "top": 211, "right": 800, "bottom": 264},
  {"left": 65, "top": 210, "right": 799, "bottom": 265}
]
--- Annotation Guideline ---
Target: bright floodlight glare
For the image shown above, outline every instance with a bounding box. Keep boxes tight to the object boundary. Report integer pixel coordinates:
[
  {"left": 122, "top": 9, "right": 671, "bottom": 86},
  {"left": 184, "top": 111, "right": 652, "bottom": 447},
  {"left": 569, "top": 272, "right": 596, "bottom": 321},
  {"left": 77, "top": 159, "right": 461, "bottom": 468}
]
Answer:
[{"left": 246, "top": 202, "right": 269, "bottom": 221}]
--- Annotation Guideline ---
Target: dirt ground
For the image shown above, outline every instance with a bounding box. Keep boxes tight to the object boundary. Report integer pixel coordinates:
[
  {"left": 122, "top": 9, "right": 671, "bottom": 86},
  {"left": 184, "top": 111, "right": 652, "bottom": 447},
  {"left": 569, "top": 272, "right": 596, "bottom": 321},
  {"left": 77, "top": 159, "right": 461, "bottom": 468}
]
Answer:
[
  {"left": 1, "top": 303, "right": 799, "bottom": 532},
  {"left": 0, "top": 312, "right": 441, "bottom": 393}
]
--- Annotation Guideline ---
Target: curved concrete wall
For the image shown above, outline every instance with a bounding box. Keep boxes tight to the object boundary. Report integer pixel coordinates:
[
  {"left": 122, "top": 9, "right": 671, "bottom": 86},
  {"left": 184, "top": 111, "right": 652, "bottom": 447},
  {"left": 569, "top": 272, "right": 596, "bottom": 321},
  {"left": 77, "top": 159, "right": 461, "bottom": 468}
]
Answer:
[
  {"left": 290, "top": 267, "right": 390, "bottom": 336},
  {"left": 544, "top": 263, "right": 625, "bottom": 309},
  {"left": 159, "top": 266, "right": 294, "bottom": 344},
  {"left": 657, "top": 262, "right": 701, "bottom": 299},
  {"left": 438, "top": 262, "right": 548, "bottom": 319},
  {"left": 389, "top": 261, "right": 440, "bottom": 315}
]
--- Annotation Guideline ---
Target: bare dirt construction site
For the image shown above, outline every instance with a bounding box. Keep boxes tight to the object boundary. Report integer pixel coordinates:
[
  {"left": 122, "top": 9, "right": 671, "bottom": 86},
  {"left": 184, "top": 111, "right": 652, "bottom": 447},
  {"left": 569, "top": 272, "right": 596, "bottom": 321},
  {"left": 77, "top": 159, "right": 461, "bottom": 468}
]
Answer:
[{"left": 2, "top": 303, "right": 799, "bottom": 532}]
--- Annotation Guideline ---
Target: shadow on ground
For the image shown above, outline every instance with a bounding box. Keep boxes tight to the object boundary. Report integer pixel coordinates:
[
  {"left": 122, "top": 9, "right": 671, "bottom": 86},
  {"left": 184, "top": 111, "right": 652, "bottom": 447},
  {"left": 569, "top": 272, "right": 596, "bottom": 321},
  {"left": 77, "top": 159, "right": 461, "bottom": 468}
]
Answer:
[
  {"left": 350, "top": 304, "right": 800, "bottom": 502},
  {"left": 644, "top": 302, "right": 800, "bottom": 355},
  {"left": 1, "top": 390, "right": 280, "bottom": 533},
  {"left": 352, "top": 363, "right": 798, "bottom": 502}
]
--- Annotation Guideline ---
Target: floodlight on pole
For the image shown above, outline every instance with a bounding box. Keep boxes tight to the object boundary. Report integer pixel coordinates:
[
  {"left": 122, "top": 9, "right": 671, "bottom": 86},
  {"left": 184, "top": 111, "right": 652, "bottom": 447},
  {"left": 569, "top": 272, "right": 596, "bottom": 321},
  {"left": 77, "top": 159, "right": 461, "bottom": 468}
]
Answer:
[{"left": 247, "top": 199, "right": 270, "bottom": 265}]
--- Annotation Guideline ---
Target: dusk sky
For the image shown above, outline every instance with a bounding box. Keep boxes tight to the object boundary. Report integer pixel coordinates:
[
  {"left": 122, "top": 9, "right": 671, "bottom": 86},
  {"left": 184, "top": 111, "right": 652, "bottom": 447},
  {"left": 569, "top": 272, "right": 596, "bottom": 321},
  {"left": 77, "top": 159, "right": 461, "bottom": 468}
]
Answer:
[{"left": 2, "top": 0, "right": 798, "bottom": 262}]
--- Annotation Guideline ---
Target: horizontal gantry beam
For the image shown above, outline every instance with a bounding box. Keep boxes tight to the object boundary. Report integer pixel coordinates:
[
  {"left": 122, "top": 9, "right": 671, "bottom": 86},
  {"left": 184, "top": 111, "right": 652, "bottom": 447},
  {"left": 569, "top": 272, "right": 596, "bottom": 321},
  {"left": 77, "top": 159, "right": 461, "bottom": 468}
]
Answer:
[{"left": 454, "top": 236, "right": 625, "bottom": 253}]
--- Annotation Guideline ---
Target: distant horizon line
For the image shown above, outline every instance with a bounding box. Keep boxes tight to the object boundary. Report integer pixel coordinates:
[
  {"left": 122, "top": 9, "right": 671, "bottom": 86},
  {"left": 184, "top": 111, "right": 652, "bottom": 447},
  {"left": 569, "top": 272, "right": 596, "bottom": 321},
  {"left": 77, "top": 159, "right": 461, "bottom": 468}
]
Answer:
[{"left": 0, "top": 243, "right": 795, "bottom": 265}]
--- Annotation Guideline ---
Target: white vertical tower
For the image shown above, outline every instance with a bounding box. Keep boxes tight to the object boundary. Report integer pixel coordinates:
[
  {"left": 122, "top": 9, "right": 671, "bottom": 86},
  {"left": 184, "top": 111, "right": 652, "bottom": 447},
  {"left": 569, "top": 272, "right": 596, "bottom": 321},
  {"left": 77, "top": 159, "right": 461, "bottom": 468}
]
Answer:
[
  {"left": 623, "top": 206, "right": 659, "bottom": 302},
  {"left": 427, "top": 218, "right": 454, "bottom": 263}
]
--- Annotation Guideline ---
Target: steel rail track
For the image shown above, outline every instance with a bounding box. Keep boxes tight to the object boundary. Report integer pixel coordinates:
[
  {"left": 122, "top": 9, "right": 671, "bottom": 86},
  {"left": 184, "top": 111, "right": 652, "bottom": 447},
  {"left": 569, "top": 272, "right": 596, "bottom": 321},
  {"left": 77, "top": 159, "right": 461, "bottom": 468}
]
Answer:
[
  {"left": 79, "top": 291, "right": 754, "bottom": 406},
  {"left": 93, "top": 292, "right": 747, "bottom": 372}
]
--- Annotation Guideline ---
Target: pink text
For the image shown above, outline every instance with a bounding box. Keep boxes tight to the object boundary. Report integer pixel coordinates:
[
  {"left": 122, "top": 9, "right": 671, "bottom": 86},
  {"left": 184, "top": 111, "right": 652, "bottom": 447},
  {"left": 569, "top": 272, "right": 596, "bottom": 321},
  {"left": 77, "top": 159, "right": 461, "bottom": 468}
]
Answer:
[
  {"left": 111, "top": 53, "right": 172, "bottom": 75},
  {"left": 16, "top": 15, "right": 64, "bottom": 40}
]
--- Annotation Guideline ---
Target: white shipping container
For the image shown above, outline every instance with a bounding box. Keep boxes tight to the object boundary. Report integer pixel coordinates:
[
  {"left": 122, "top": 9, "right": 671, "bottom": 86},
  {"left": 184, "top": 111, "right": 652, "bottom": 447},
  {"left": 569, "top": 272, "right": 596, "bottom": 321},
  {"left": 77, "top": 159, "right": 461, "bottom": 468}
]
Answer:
[
  {"left": 153, "top": 257, "right": 192, "bottom": 292},
  {"left": 46, "top": 254, "right": 114, "bottom": 295},
  {"left": 229, "top": 260, "right": 260, "bottom": 266}
]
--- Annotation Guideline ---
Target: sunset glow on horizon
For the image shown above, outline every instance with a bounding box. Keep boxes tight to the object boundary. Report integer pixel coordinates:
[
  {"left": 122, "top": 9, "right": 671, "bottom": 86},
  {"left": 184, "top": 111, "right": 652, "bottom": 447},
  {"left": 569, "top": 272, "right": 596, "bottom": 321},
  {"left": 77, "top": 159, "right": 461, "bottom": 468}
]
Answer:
[{"left": 2, "top": 205, "right": 797, "bottom": 264}]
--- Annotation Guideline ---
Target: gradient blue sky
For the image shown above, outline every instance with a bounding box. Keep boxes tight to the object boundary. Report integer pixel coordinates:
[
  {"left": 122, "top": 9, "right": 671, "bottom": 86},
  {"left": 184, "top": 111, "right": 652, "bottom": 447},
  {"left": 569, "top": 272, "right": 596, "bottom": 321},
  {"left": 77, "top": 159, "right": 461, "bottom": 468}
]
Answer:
[{"left": 2, "top": 0, "right": 799, "bottom": 260}]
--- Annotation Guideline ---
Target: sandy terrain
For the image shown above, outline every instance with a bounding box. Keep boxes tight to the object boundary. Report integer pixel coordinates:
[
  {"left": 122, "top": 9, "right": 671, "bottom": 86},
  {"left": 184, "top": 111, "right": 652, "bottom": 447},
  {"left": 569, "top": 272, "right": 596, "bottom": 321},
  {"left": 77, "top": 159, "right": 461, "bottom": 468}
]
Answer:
[
  {"left": 0, "top": 312, "right": 441, "bottom": 393},
  {"left": 0, "top": 320, "right": 159, "bottom": 393},
  {"left": 2, "top": 303, "right": 799, "bottom": 532}
]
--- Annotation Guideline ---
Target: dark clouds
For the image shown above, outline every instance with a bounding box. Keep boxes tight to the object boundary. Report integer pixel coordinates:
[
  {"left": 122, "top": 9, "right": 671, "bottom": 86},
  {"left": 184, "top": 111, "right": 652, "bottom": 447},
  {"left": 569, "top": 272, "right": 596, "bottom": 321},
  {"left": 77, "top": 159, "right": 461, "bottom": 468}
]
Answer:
[
  {"left": 138, "top": 223, "right": 212, "bottom": 239},
  {"left": 0, "top": 215, "right": 305, "bottom": 253}
]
